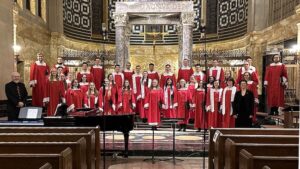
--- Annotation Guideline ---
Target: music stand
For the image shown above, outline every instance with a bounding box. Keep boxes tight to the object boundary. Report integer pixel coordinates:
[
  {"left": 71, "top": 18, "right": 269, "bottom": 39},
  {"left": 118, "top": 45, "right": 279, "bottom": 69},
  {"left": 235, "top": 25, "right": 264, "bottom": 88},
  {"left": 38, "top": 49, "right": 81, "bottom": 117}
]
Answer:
[
  {"left": 18, "top": 107, "right": 42, "bottom": 120},
  {"left": 161, "top": 117, "right": 184, "bottom": 164},
  {"left": 143, "top": 124, "right": 163, "bottom": 164}
]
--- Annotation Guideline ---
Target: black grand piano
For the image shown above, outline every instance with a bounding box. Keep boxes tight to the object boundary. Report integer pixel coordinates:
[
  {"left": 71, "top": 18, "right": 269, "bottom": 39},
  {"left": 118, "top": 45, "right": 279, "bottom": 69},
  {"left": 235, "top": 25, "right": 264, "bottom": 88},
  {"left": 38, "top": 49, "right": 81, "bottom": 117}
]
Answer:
[{"left": 43, "top": 110, "right": 135, "bottom": 156}]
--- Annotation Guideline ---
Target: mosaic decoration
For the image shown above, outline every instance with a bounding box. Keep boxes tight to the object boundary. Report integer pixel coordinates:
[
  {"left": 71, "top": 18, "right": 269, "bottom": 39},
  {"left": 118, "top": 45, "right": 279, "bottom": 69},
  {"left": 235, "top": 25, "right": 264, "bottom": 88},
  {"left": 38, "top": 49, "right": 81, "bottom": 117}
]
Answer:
[
  {"left": 63, "top": 0, "right": 92, "bottom": 40},
  {"left": 217, "top": 0, "right": 248, "bottom": 39}
]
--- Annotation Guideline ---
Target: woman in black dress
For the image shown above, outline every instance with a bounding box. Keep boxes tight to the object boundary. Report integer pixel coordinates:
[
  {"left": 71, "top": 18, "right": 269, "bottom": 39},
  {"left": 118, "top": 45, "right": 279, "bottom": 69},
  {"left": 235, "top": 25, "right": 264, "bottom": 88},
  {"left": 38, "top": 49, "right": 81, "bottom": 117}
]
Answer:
[{"left": 233, "top": 80, "right": 254, "bottom": 128}]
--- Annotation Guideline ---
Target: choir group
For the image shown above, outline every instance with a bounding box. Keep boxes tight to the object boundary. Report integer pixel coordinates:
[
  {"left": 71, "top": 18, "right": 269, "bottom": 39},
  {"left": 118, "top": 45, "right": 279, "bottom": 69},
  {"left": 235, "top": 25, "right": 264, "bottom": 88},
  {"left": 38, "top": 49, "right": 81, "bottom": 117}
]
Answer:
[{"left": 29, "top": 53, "right": 288, "bottom": 131}]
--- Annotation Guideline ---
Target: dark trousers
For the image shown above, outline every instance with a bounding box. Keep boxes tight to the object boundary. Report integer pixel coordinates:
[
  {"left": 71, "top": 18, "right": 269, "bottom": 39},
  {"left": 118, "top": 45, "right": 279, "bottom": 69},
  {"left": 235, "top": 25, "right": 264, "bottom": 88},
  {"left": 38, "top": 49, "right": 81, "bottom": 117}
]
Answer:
[{"left": 269, "top": 107, "right": 279, "bottom": 115}]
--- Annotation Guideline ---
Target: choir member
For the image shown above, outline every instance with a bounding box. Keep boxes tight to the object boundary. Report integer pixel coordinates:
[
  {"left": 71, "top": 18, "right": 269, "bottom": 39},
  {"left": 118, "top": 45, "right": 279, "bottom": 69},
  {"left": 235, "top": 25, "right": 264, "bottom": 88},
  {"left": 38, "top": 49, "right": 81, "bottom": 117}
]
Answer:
[
  {"left": 99, "top": 78, "right": 117, "bottom": 115},
  {"left": 206, "top": 80, "right": 223, "bottom": 128},
  {"left": 221, "top": 70, "right": 232, "bottom": 88},
  {"left": 84, "top": 82, "right": 99, "bottom": 109},
  {"left": 160, "top": 64, "right": 176, "bottom": 88},
  {"left": 54, "top": 57, "right": 69, "bottom": 76},
  {"left": 264, "top": 54, "right": 288, "bottom": 115},
  {"left": 246, "top": 57, "right": 257, "bottom": 73},
  {"left": 208, "top": 59, "right": 224, "bottom": 82},
  {"left": 193, "top": 64, "right": 206, "bottom": 83},
  {"left": 243, "top": 72, "right": 259, "bottom": 122},
  {"left": 162, "top": 78, "right": 177, "bottom": 118},
  {"left": 148, "top": 63, "right": 160, "bottom": 81},
  {"left": 59, "top": 73, "right": 68, "bottom": 91},
  {"left": 140, "top": 71, "right": 152, "bottom": 120},
  {"left": 132, "top": 65, "right": 143, "bottom": 116},
  {"left": 112, "top": 64, "right": 124, "bottom": 90},
  {"left": 43, "top": 68, "right": 65, "bottom": 116},
  {"left": 192, "top": 81, "right": 206, "bottom": 132},
  {"left": 207, "top": 76, "right": 215, "bottom": 89},
  {"left": 56, "top": 66, "right": 64, "bottom": 79},
  {"left": 90, "top": 58, "right": 105, "bottom": 90},
  {"left": 233, "top": 80, "right": 254, "bottom": 128},
  {"left": 176, "top": 79, "right": 191, "bottom": 132},
  {"left": 65, "top": 79, "right": 84, "bottom": 112},
  {"left": 30, "top": 53, "right": 50, "bottom": 107},
  {"left": 187, "top": 75, "right": 198, "bottom": 119},
  {"left": 66, "top": 73, "right": 73, "bottom": 89},
  {"left": 76, "top": 62, "right": 94, "bottom": 83},
  {"left": 221, "top": 78, "right": 237, "bottom": 128},
  {"left": 123, "top": 62, "right": 134, "bottom": 87},
  {"left": 117, "top": 80, "right": 136, "bottom": 115},
  {"left": 144, "top": 79, "right": 164, "bottom": 126},
  {"left": 5, "top": 72, "right": 28, "bottom": 121},
  {"left": 178, "top": 58, "right": 194, "bottom": 83},
  {"left": 79, "top": 74, "right": 89, "bottom": 93},
  {"left": 236, "top": 61, "right": 258, "bottom": 84}
]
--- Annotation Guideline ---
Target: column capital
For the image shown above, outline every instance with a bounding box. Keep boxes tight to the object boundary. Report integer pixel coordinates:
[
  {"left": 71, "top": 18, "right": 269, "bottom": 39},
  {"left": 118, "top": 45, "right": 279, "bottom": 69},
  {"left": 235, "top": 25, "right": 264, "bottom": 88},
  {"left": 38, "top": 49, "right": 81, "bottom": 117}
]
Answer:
[
  {"left": 113, "top": 13, "right": 128, "bottom": 27},
  {"left": 181, "top": 12, "right": 195, "bottom": 25}
]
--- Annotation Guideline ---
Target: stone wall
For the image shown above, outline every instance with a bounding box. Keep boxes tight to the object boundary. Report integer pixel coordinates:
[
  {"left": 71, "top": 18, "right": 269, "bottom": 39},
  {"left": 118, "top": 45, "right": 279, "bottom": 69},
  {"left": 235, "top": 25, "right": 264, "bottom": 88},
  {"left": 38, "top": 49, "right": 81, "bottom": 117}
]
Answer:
[
  {"left": 0, "top": 1, "right": 14, "bottom": 100},
  {"left": 14, "top": 4, "right": 51, "bottom": 94}
]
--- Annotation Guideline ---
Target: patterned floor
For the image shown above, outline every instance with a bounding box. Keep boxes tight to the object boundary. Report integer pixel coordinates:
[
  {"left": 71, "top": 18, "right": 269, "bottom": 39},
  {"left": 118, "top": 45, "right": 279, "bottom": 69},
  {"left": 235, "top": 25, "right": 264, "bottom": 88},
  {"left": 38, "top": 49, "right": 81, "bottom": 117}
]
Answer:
[{"left": 100, "top": 128, "right": 209, "bottom": 157}]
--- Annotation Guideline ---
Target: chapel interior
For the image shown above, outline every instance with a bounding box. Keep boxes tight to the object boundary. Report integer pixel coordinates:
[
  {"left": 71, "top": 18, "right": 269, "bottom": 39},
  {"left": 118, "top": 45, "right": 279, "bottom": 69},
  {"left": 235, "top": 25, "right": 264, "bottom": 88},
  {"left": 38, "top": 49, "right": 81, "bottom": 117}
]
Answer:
[{"left": 0, "top": 0, "right": 299, "bottom": 169}]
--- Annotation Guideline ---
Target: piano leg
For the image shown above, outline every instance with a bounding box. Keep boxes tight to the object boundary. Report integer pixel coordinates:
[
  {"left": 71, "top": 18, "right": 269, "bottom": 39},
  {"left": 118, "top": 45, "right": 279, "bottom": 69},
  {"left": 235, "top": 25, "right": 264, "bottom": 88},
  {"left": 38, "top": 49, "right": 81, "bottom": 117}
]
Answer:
[{"left": 123, "top": 132, "right": 129, "bottom": 158}]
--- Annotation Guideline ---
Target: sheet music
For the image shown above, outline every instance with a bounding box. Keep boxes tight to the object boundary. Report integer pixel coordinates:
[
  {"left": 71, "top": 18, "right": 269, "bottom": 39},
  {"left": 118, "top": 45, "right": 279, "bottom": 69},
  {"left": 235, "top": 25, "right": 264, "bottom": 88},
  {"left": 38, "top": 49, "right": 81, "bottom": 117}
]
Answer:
[{"left": 27, "top": 109, "right": 38, "bottom": 119}]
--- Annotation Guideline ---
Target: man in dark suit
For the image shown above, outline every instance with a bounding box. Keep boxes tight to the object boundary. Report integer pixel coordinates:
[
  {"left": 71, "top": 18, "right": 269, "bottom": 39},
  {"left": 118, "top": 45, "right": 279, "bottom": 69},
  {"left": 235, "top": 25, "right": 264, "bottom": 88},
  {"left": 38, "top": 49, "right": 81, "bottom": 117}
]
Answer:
[{"left": 5, "top": 72, "right": 28, "bottom": 121}]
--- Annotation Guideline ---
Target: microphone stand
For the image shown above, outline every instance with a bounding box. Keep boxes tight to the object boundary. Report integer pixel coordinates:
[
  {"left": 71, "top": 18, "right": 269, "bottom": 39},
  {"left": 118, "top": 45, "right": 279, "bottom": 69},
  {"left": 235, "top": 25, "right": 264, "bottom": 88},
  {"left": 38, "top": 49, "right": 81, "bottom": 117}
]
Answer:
[
  {"left": 101, "top": 38, "right": 107, "bottom": 169},
  {"left": 200, "top": 24, "right": 208, "bottom": 169}
]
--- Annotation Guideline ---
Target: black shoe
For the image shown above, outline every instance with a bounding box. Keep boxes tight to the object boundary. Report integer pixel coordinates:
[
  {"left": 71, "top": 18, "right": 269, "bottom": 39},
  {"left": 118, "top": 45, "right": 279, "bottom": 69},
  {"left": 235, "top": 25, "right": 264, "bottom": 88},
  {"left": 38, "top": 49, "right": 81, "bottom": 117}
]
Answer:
[
  {"left": 196, "top": 128, "right": 201, "bottom": 132},
  {"left": 177, "top": 128, "right": 182, "bottom": 131},
  {"left": 183, "top": 125, "right": 187, "bottom": 132},
  {"left": 142, "top": 118, "right": 147, "bottom": 123}
]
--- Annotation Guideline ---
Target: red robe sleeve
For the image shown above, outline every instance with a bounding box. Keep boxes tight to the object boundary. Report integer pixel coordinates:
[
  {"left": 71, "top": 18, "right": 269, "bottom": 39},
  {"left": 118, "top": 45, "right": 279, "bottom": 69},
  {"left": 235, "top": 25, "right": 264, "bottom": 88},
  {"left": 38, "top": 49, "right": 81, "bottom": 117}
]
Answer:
[
  {"left": 131, "top": 90, "right": 136, "bottom": 108},
  {"left": 264, "top": 66, "right": 270, "bottom": 86},
  {"left": 98, "top": 88, "right": 103, "bottom": 111},
  {"left": 236, "top": 68, "right": 243, "bottom": 84},
  {"left": 160, "top": 74, "right": 165, "bottom": 88}
]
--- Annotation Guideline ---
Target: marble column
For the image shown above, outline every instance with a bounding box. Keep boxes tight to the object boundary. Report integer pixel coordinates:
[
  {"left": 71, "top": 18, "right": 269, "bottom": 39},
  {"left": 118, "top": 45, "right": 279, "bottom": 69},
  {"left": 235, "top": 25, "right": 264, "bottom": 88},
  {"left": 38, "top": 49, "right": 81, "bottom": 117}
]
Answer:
[
  {"left": 114, "top": 13, "right": 128, "bottom": 69},
  {"left": 181, "top": 12, "right": 194, "bottom": 65}
]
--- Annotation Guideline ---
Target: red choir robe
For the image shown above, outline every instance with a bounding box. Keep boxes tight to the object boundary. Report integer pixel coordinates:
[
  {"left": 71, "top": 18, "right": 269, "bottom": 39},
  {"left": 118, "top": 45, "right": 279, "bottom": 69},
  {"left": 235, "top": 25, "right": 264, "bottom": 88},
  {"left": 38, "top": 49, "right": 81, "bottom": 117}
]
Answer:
[
  {"left": 79, "top": 82, "right": 89, "bottom": 94},
  {"left": 236, "top": 67, "right": 259, "bottom": 84},
  {"left": 140, "top": 78, "right": 152, "bottom": 119},
  {"left": 160, "top": 72, "right": 176, "bottom": 88},
  {"left": 144, "top": 88, "right": 163, "bottom": 125},
  {"left": 192, "top": 88, "right": 207, "bottom": 129},
  {"left": 43, "top": 80, "right": 65, "bottom": 116},
  {"left": 132, "top": 73, "right": 143, "bottom": 116},
  {"left": 148, "top": 71, "right": 160, "bottom": 81},
  {"left": 118, "top": 89, "right": 136, "bottom": 115},
  {"left": 54, "top": 63, "right": 69, "bottom": 76},
  {"left": 208, "top": 66, "right": 224, "bottom": 82},
  {"left": 98, "top": 85, "right": 117, "bottom": 115},
  {"left": 177, "top": 66, "right": 194, "bottom": 83},
  {"left": 30, "top": 61, "right": 50, "bottom": 107},
  {"left": 264, "top": 62, "right": 288, "bottom": 108},
  {"left": 176, "top": 88, "right": 191, "bottom": 124},
  {"left": 193, "top": 71, "right": 206, "bottom": 83},
  {"left": 187, "top": 83, "right": 198, "bottom": 119},
  {"left": 77, "top": 71, "right": 94, "bottom": 83},
  {"left": 90, "top": 65, "right": 104, "bottom": 90},
  {"left": 221, "top": 86, "right": 237, "bottom": 128},
  {"left": 206, "top": 88, "right": 223, "bottom": 128},
  {"left": 65, "top": 88, "right": 84, "bottom": 111},
  {"left": 162, "top": 86, "right": 177, "bottom": 118},
  {"left": 84, "top": 93, "right": 99, "bottom": 109},
  {"left": 112, "top": 72, "right": 124, "bottom": 90},
  {"left": 123, "top": 69, "right": 134, "bottom": 87}
]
